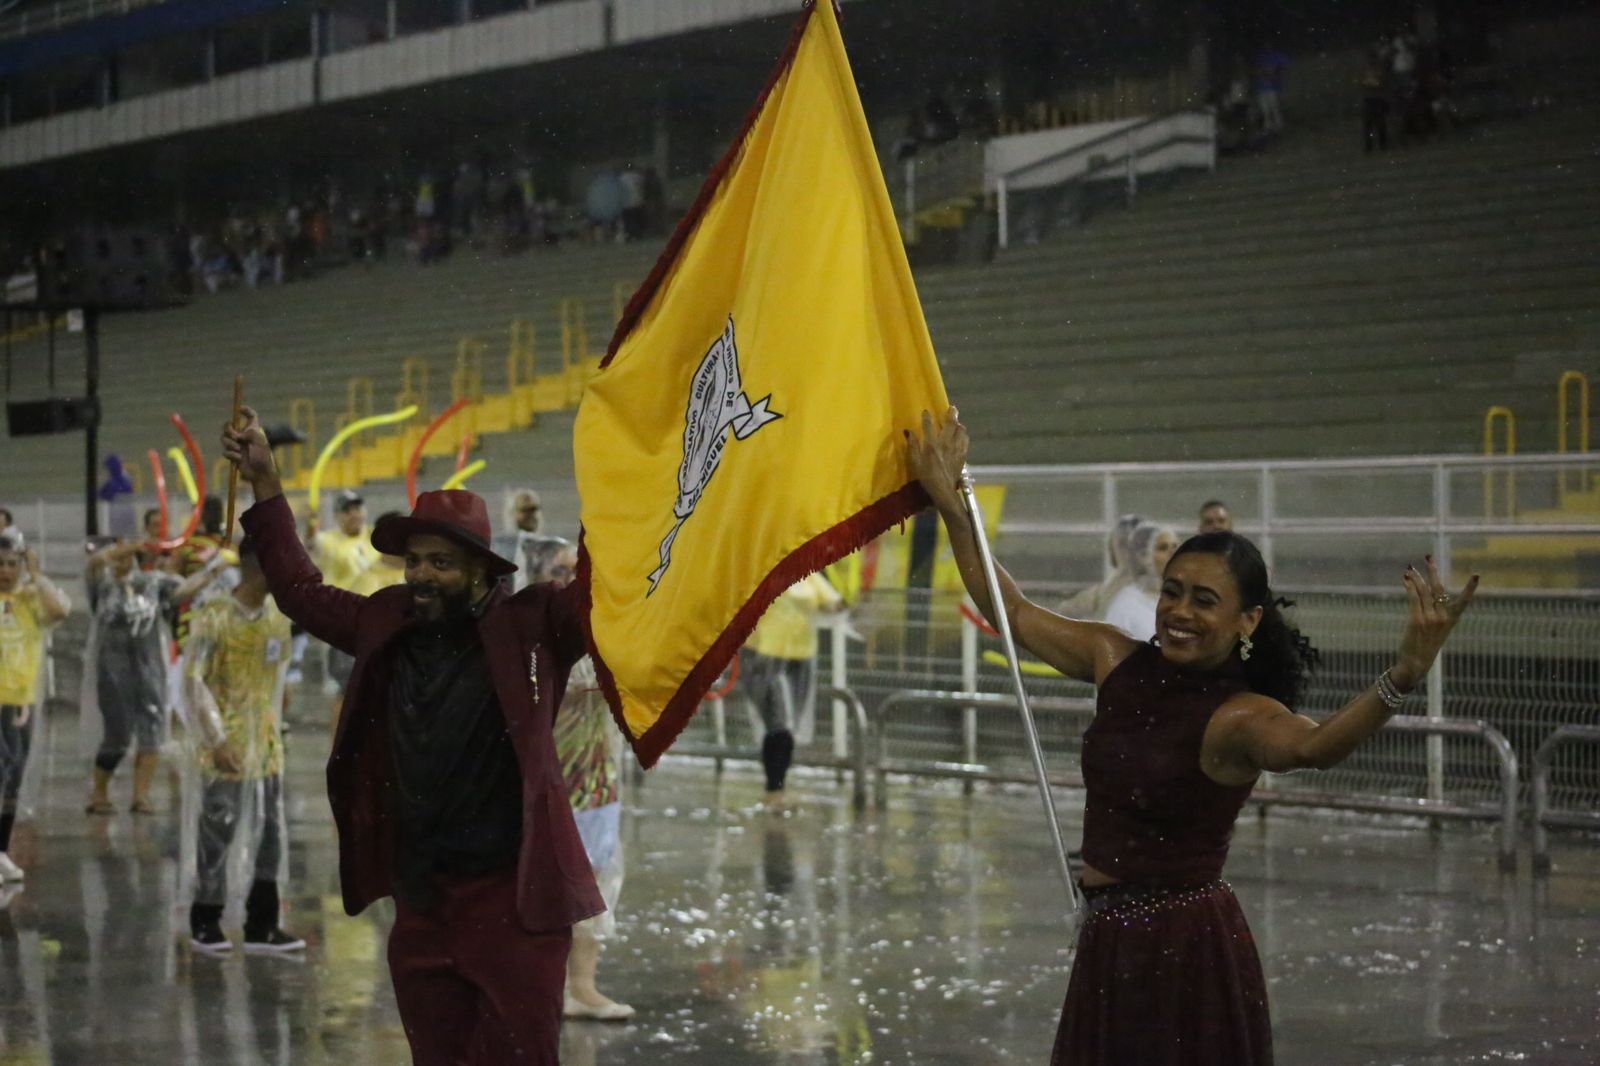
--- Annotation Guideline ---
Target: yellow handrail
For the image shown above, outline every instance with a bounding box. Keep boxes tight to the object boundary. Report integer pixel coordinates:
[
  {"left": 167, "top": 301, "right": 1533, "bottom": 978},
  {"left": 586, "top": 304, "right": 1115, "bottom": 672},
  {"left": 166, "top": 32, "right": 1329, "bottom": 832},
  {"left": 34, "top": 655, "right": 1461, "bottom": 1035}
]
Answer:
[
  {"left": 452, "top": 337, "right": 485, "bottom": 441},
  {"left": 1483, "top": 405, "right": 1516, "bottom": 519},
  {"left": 559, "top": 298, "right": 589, "bottom": 373},
  {"left": 396, "top": 356, "right": 430, "bottom": 419},
  {"left": 612, "top": 281, "right": 628, "bottom": 326},
  {"left": 1557, "top": 370, "right": 1590, "bottom": 497},
  {"left": 288, "top": 397, "right": 316, "bottom": 480},
  {"left": 1557, "top": 370, "right": 1589, "bottom": 454},
  {"left": 345, "top": 376, "right": 375, "bottom": 447},
  {"left": 507, "top": 319, "right": 537, "bottom": 425}
]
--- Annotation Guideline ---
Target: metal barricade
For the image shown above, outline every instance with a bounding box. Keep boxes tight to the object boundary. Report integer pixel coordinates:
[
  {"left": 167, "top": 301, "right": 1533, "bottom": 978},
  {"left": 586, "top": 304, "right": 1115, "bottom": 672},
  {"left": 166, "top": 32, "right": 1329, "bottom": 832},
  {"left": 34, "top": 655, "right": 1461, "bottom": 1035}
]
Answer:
[
  {"left": 663, "top": 686, "right": 872, "bottom": 811},
  {"left": 868, "top": 689, "right": 1520, "bottom": 870},
  {"left": 1531, "top": 724, "right": 1600, "bottom": 874}
]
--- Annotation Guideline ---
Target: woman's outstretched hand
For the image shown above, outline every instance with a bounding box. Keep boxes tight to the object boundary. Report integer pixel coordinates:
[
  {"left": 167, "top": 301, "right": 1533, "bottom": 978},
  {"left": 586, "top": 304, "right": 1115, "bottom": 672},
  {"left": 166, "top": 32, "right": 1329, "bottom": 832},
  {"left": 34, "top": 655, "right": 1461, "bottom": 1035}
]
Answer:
[
  {"left": 906, "top": 406, "right": 968, "bottom": 511},
  {"left": 1392, "top": 556, "right": 1480, "bottom": 690}
]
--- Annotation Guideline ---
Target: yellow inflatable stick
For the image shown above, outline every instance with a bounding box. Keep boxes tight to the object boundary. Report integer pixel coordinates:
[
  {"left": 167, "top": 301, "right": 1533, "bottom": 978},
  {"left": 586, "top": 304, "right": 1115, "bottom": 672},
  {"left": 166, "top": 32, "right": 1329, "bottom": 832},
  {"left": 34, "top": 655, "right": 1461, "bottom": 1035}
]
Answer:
[
  {"left": 167, "top": 446, "right": 200, "bottom": 503},
  {"left": 441, "top": 459, "right": 486, "bottom": 491},
  {"left": 981, "top": 650, "right": 1063, "bottom": 678},
  {"left": 307, "top": 405, "right": 419, "bottom": 510}
]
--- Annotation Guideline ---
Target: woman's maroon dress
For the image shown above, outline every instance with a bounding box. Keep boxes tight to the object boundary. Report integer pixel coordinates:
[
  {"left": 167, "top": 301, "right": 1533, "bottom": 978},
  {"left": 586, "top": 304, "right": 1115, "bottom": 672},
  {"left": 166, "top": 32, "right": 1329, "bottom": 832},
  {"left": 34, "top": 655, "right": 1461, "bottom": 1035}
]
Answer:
[{"left": 1052, "top": 642, "right": 1273, "bottom": 1066}]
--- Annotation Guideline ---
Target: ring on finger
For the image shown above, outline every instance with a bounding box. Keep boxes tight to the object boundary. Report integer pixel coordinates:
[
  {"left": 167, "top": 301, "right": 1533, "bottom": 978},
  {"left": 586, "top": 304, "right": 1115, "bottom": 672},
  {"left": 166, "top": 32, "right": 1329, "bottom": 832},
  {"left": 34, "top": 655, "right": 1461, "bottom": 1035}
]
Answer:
[{"left": 1433, "top": 594, "right": 1452, "bottom": 605}]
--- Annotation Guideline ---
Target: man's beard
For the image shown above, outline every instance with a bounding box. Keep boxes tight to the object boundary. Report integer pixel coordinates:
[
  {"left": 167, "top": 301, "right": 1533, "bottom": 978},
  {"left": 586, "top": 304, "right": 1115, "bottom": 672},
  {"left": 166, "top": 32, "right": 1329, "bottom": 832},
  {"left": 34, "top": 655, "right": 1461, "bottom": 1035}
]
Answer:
[{"left": 410, "top": 582, "right": 476, "bottom": 622}]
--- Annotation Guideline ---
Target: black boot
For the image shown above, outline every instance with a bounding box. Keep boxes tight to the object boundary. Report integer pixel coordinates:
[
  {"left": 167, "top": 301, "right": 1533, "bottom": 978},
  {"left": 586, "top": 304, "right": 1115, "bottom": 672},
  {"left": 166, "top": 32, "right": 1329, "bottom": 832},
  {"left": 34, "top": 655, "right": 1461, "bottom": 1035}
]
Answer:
[
  {"left": 243, "top": 880, "right": 304, "bottom": 953},
  {"left": 761, "top": 729, "right": 795, "bottom": 794},
  {"left": 189, "top": 902, "right": 229, "bottom": 953}
]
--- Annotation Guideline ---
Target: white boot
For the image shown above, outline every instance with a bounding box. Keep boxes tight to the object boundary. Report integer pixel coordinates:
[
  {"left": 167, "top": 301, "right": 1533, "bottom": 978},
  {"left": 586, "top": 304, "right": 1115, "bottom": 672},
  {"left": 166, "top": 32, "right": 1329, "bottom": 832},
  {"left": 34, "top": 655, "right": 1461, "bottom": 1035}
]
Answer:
[{"left": 0, "top": 852, "right": 24, "bottom": 882}]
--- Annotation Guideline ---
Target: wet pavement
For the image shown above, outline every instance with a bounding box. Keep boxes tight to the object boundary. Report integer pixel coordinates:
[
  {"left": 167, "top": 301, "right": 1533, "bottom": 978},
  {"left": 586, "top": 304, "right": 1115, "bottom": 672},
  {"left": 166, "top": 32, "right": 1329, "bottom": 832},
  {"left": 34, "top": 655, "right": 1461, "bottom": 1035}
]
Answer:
[{"left": 2, "top": 711, "right": 1596, "bottom": 1065}]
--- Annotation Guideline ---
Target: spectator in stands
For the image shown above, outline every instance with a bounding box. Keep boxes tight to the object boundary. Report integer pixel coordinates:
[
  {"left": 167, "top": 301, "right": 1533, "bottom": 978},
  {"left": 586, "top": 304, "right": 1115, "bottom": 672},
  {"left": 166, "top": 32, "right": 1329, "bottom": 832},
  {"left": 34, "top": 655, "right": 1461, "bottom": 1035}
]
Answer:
[
  {"left": 0, "top": 508, "right": 21, "bottom": 548},
  {"left": 1059, "top": 514, "right": 1145, "bottom": 620},
  {"left": 1102, "top": 521, "right": 1179, "bottom": 642},
  {"left": 1199, "top": 500, "right": 1233, "bottom": 534},
  {"left": 143, "top": 508, "right": 165, "bottom": 542},
  {"left": 1253, "top": 43, "right": 1291, "bottom": 135}
]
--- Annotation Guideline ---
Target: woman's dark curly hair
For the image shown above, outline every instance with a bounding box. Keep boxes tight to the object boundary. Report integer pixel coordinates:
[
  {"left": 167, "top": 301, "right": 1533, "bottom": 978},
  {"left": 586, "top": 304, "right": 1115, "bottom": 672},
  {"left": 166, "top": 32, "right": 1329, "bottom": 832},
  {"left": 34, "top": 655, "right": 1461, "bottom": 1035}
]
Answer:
[{"left": 1170, "top": 531, "right": 1320, "bottom": 707}]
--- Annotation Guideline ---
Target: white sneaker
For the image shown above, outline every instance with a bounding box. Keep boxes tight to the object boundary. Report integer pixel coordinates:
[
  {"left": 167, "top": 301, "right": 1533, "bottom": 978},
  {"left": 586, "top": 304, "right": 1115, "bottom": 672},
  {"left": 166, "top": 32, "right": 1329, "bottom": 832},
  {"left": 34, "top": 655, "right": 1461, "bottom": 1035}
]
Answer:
[{"left": 0, "top": 852, "right": 23, "bottom": 882}]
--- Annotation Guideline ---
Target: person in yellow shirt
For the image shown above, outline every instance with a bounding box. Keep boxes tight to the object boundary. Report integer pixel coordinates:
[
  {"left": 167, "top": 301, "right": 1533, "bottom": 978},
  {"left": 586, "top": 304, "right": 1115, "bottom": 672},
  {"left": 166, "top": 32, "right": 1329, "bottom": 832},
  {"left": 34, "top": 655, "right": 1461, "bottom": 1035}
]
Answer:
[
  {"left": 741, "top": 571, "right": 844, "bottom": 809},
  {"left": 308, "top": 490, "right": 380, "bottom": 698},
  {"left": 308, "top": 490, "right": 380, "bottom": 591},
  {"left": 182, "top": 536, "right": 304, "bottom": 954},
  {"left": 0, "top": 536, "right": 71, "bottom": 882}
]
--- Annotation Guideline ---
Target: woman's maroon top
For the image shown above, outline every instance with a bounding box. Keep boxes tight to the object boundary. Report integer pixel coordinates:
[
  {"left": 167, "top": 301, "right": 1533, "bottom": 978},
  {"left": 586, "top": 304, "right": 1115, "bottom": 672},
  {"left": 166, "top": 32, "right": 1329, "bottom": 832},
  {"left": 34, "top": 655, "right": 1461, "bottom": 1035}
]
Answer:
[{"left": 1080, "top": 643, "right": 1256, "bottom": 884}]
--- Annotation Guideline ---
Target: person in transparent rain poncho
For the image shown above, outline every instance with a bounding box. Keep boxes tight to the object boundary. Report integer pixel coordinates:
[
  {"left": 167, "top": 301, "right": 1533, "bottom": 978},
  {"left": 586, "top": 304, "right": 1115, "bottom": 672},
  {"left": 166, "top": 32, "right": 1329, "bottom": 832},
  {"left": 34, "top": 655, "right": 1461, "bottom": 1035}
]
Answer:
[
  {"left": 523, "top": 535, "right": 634, "bottom": 1022},
  {"left": 1057, "top": 513, "right": 1145, "bottom": 620},
  {"left": 0, "top": 535, "right": 71, "bottom": 882},
  {"left": 1101, "top": 521, "right": 1180, "bottom": 643},
  {"left": 81, "top": 539, "right": 225, "bottom": 815},
  {"left": 177, "top": 536, "right": 304, "bottom": 953}
]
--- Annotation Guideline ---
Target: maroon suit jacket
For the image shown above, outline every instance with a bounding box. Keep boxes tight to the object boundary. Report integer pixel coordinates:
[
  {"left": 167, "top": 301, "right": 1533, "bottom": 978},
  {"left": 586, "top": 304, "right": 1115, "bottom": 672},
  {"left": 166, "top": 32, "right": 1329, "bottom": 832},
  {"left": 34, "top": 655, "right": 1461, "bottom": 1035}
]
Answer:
[{"left": 241, "top": 495, "right": 603, "bottom": 931}]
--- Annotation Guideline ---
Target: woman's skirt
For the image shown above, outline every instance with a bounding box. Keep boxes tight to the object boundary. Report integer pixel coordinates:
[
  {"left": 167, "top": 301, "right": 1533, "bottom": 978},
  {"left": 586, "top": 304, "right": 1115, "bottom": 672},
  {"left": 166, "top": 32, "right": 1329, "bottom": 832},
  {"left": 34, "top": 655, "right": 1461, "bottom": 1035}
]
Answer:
[{"left": 1052, "top": 879, "right": 1272, "bottom": 1066}]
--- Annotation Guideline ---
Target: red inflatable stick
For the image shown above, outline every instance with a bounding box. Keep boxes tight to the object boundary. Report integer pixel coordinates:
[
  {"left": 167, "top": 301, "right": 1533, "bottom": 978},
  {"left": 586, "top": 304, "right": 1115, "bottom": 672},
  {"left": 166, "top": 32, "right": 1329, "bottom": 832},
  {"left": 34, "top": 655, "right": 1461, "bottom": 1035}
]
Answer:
[
  {"left": 407, "top": 397, "right": 472, "bottom": 507},
  {"left": 146, "top": 449, "right": 170, "bottom": 541},
  {"left": 147, "top": 413, "right": 209, "bottom": 553}
]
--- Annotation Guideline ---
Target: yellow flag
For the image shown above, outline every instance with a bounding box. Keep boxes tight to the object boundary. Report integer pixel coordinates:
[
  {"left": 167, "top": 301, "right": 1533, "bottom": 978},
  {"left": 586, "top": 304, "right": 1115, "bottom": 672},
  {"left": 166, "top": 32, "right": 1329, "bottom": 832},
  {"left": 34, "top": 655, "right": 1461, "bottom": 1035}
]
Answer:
[{"left": 575, "top": 0, "right": 948, "bottom": 766}]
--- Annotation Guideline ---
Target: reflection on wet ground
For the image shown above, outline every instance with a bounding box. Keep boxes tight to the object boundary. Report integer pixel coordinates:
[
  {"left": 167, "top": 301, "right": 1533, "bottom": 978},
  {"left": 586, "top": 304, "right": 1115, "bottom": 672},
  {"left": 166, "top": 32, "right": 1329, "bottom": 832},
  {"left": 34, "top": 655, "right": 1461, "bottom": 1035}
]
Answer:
[{"left": 1, "top": 715, "right": 1596, "bottom": 1065}]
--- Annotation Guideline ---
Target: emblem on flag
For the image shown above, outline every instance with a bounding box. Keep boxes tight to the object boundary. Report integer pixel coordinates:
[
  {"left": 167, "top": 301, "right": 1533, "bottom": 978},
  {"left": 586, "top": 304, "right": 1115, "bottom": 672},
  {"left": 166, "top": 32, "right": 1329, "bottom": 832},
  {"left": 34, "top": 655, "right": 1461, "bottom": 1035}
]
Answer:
[{"left": 650, "top": 317, "right": 781, "bottom": 594}]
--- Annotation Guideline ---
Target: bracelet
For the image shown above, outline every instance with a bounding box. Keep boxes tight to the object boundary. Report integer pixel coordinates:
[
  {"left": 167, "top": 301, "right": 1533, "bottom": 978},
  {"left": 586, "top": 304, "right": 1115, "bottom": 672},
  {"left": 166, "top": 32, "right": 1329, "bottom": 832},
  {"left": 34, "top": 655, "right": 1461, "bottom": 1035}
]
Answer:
[{"left": 1374, "top": 670, "right": 1408, "bottom": 711}]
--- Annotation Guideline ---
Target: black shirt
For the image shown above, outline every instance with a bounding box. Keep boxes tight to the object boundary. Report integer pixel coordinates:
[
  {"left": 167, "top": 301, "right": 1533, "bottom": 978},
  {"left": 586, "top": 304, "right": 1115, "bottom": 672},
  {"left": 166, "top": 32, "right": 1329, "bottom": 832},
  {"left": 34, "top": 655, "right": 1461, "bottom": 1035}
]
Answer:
[{"left": 386, "top": 613, "right": 523, "bottom": 908}]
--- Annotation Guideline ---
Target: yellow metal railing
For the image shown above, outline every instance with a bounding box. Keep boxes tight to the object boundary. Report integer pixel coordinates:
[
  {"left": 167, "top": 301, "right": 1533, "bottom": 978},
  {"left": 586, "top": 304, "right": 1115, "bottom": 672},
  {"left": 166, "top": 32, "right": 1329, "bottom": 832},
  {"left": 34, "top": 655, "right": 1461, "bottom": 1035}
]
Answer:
[
  {"left": 452, "top": 337, "right": 485, "bottom": 442},
  {"left": 612, "top": 281, "right": 629, "bottom": 327},
  {"left": 1557, "top": 370, "right": 1590, "bottom": 496},
  {"left": 1483, "top": 405, "right": 1516, "bottom": 519},
  {"left": 559, "top": 297, "right": 589, "bottom": 372},
  {"left": 345, "top": 376, "right": 375, "bottom": 446},
  {"left": 507, "top": 319, "right": 537, "bottom": 426},
  {"left": 287, "top": 398, "right": 317, "bottom": 480},
  {"left": 396, "top": 356, "right": 430, "bottom": 419}
]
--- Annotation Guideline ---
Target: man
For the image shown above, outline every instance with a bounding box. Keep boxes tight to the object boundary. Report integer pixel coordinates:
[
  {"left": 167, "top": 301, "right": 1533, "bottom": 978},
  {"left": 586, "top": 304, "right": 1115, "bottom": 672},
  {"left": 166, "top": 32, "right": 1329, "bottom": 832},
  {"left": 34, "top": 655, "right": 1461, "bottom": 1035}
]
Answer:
[
  {"left": 309, "top": 490, "right": 379, "bottom": 591},
  {"left": 223, "top": 407, "right": 601, "bottom": 1065},
  {"left": 84, "top": 540, "right": 222, "bottom": 814},
  {"left": 0, "top": 537, "right": 70, "bottom": 881},
  {"left": 1199, "top": 500, "right": 1233, "bottom": 534},
  {"left": 182, "top": 537, "right": 304, "bottom": 954},
  {"left": 142, "top": 508, "right": 165, "bottom": 542},
  {"left": 309, "top": 489, "right": 379, "bottom": 698},
  {"left": 501, "top": 489, "right": 543, "bottom": 592}
]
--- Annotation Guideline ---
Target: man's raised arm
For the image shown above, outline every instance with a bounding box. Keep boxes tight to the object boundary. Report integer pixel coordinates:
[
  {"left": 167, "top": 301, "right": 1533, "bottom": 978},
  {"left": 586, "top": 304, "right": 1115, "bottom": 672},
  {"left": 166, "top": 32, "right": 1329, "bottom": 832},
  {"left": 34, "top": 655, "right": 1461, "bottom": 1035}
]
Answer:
[{"left": 224, "top": 405, "right": 366, "bottom": 653}]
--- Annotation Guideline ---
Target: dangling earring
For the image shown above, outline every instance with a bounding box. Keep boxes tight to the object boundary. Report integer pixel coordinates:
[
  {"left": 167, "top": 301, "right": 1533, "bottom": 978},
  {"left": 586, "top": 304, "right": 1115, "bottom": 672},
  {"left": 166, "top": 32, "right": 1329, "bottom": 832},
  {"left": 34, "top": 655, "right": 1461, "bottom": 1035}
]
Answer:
[{"left": 1238, "top": 635, "right": 1253, "bottom": 661}]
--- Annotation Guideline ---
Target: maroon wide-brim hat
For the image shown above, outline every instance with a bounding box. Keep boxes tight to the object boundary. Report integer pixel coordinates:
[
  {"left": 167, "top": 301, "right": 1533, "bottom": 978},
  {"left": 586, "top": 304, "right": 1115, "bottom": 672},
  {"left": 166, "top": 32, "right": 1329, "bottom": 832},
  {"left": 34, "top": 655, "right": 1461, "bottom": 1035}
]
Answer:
[{"left": 370, "top": 489, "right": 518, "bottom": 577}]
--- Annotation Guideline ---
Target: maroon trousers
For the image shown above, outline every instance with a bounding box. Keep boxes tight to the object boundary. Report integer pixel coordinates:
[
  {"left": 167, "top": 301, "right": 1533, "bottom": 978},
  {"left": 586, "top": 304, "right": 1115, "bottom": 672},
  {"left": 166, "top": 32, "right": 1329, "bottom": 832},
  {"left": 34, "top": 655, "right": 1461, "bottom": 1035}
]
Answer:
[{"left": 388, "top": 870, "right": 571, "bottom": 1066}]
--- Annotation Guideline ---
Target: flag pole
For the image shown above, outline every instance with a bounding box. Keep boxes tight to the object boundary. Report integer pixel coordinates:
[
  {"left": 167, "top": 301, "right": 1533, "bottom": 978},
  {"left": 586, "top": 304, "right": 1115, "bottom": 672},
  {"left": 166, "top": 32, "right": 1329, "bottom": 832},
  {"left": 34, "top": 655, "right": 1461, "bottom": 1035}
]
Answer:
[{"left": 960, "top": 468, "right": 1084, "bottom": 926}]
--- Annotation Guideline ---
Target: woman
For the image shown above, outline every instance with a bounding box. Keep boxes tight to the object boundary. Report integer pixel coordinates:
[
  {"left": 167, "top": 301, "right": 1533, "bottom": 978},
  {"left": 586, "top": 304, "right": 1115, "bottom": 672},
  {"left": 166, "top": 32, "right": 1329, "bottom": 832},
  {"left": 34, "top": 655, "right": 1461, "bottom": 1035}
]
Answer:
[
  {"left": 525, "top": 536, "right": 635, "bottom": 1022},
  {"left": 907, "top": 408, "right": 1477, "bottom": 1065},
  {"left": 1101, "top": 521, "right": 1179, "bottom": 642}
]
